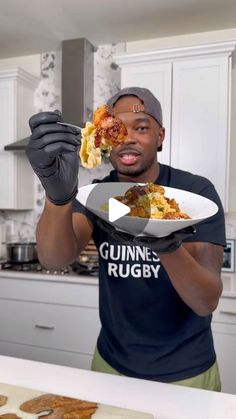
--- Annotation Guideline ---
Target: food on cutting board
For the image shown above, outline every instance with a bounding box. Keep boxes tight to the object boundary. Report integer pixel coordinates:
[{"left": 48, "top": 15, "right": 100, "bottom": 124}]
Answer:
[
  {"left": 0, "top": 382, "right": 154, "bottom": 418},
  {"left": 102, "top": 183, "right": 191, "bottom": 220},
  {"left": 80, "top": 104, "right": 127, "bottom": 169}
]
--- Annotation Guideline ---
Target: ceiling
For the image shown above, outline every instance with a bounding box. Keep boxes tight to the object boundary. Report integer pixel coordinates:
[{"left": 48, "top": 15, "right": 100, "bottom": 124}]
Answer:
[{"left": 1, "top": 0, "right": 236, "bottom": 59}]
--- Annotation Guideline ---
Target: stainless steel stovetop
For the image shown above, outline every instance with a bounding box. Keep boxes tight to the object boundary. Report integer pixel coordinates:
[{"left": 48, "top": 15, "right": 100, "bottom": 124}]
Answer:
[{"left": 0, "top": 261, "right": 99, "bottom": 276}]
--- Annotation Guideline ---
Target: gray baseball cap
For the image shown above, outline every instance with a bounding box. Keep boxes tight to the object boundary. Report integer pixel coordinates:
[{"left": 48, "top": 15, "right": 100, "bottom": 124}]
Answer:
[{"left": 107, "top": 86, "right": 163, "bottom": 127}]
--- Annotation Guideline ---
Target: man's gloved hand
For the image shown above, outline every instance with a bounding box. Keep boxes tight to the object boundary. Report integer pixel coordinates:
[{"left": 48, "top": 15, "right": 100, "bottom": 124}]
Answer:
[
  {"left": 26, "top": 110, "right": 81, "bottom": 205},
  {"left": 96, "top": 218, "right": 196, "bottom": 254}
]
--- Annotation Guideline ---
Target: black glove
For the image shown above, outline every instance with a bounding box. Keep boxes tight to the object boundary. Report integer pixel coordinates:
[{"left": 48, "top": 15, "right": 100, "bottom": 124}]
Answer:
[
  {"left": 96, "top": 218, "right": 196, "bottom": 254},
  {"left": 26, "top": 110, "right": 81, "bottom": 205}
]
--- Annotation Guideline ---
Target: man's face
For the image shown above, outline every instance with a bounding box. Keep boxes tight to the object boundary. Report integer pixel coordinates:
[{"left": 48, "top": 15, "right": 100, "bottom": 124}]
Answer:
[{"left": 109, "top": 96, "right": 165, "bottom": 177}]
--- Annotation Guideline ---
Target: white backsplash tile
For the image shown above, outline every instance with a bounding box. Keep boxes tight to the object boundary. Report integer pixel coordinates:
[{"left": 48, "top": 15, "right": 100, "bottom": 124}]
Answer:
[
  {"left": 93, "top": 43, "right": 125, "bottom": 109},
  {"left": 34, "top": 51, "right": 61, "bottom": 112}
]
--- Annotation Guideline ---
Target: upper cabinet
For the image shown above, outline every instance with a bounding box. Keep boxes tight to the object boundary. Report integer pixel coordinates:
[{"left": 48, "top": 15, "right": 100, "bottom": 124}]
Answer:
[
  {"left": 114, "top": 41, "right": 236, "bottom": 211},
  {"left": 119, "top": 61, "right": 172, "bottom": 166},
  {"left": 0, "top": 67, "right": 39, "bottom": 209}
]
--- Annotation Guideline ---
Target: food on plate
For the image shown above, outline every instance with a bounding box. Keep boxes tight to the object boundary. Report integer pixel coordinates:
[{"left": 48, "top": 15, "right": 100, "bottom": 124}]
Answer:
[
  {"left": 106, "top": 183, "right": 191, "bottom": 220},
  {"left": 80, "top": 105, "right": 127, "bottom": 169}
]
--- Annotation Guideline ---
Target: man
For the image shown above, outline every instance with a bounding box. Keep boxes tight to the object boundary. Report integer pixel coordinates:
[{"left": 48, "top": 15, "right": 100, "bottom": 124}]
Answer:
[{"left": 26, "top": 87, "right": 225, "bottom": 391}]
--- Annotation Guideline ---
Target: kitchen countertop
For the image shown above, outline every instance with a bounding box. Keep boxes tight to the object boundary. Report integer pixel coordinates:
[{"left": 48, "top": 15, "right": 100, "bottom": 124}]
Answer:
[
  {"left": 1, "top": 355, "right": 236, "bottom": 419},
  {"left": 0, "top": 268, "right": 98, "bottom": 285}
]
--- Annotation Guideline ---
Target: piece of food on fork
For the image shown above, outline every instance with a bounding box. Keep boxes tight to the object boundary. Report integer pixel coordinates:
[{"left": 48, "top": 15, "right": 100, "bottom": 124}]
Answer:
[{"left": 80, "top": 105, "right": 127, "bottom": 169}]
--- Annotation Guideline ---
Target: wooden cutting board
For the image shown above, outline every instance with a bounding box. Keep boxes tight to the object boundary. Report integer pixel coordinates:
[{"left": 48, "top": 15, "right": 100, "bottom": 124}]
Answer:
[{"left": 0, "top": 382, "right": 154, "bottom": 418}]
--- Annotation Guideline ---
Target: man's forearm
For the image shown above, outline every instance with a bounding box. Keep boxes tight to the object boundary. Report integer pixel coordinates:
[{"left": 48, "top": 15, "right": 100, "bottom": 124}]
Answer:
[
  {"left": 159, "top": 245, "right": 223, "bottom": 316},
  {"left": 36, "top": 199, "right": 79, "bottom": 269}
]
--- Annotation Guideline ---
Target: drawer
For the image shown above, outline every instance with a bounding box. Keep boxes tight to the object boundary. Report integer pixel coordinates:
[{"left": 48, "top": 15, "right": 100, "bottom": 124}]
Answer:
[
  {"left": 0, "top": 341, "right": 93, "bottom": 370},
  {"left": 0, "top": 299, "right": 100, "bottom": 354},
  {"left": 213, "top": 297, "right": 236, "bottom": 325},
  {"left": 0, "top": 277, "right": 99, "bottom": 307}
]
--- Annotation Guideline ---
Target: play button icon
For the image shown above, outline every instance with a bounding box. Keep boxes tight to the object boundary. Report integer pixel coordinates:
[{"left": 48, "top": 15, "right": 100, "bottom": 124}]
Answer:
[
  {"left": 81, "top": 181, "right": 150, "bottom": 236},
  {"left": 108, "top": 198, "right": 130, "bottom": 222}
]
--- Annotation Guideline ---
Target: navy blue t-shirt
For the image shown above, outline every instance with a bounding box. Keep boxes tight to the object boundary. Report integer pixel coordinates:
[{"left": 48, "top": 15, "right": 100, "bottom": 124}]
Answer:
[{"left": 73, "top": 164, "right": 226, "bottom": 382}]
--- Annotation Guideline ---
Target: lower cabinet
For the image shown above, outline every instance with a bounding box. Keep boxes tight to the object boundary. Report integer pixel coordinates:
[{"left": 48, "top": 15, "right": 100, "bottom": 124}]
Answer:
[
  {"left": 2, "top": 274, "right": 235, "bottom": 392},
  {"left": 212, "top": 296, "right": 236, "bottom": 394},
  {"left": 0, "top": 275, "right": 100, "bottom": 370}
]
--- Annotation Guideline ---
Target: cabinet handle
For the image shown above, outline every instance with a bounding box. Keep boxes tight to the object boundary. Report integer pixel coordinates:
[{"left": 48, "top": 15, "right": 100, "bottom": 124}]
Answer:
[
  {"left": 219, "top": 310, "right": 236, "bottom": 316},
  {"left": 35, "top": 324, "right": 55, "bottom": 330}
]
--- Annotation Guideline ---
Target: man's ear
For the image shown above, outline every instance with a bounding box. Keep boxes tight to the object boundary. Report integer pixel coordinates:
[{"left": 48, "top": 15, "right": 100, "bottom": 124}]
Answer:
[{"left": 157, "top": 127, "right": 165, "bottom": 152}]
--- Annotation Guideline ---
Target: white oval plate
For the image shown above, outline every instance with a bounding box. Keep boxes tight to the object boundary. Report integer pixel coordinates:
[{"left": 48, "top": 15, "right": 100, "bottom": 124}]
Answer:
[{"left": 76, "top": 182, "right": 218, "bottom": 237}]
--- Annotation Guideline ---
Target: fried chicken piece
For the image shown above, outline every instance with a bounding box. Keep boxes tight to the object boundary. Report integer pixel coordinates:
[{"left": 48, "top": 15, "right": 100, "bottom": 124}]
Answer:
[
  {"left": 20, "top": 394, "right": 98, "bottom": 418},
  {"left": 129, "top": 206, "right": 148, "bottom": 218},
  {"left": 0, "top": 395, "right": 7, "bottom": 407},
  {"left": 147, "top": 183, "right": 165, "bottom": 195},
  {"left": 93, "top": 104, "right": 110, "bottom": 126},
  {"left": 166, "top": 198, "right": 180, "bottom": 211},
  {"left": 163, "top": 212, "right": 190, "bottom": 219},
  {"left": 93, "top": 105, "right": 127, "bottom": 148}
]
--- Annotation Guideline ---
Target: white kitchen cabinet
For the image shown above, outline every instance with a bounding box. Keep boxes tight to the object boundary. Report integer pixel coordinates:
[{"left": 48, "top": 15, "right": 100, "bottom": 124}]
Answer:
[
  {"left": 115, "top": 41, "right": 236, "bottom": 210},
  {"left": 0, "top": 273, "right": 100, "bottom": 370},
  {"left": 0, "top": 67, "right": 39, "bottom": 209},
  {"left": 212, "top": 295, "right": 236, "bottom": 394},
  {"left": 121, "top": 62, "right": 172, "bottom": 165},
  {"left": 171, "top": 57, "right": 229, "bottom": 208},
  {"left": 0, "top": 152, "right": 35, "bottom": 209}
]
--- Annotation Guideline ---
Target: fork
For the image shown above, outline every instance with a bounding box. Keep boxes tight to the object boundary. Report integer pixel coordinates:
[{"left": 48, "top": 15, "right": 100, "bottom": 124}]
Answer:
[
  {"left": 57, "top": 121, "right": 82, "bottom": 131},
  {"left": 56, "top": 122, "right": 82, "bottom": 146}
]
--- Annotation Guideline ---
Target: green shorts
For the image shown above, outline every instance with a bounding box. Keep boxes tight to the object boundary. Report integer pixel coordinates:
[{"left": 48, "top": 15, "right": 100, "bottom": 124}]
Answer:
[{"left": 91, "top": 347, "right": 221, "bottom": 392}]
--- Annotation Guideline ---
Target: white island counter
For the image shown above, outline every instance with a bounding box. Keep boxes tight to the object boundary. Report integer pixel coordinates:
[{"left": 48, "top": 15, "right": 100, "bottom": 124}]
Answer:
[
  {"left": 1, "top": 355, "right": 236, "bottom": 419},
  {"left": 1, "top": 270, "right": 236, "bottom": 400}
]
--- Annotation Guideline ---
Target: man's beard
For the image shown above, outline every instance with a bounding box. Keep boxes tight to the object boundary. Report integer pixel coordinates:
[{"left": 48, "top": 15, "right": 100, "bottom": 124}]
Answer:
[
  {"left": 117, "top": 165, "right": 148, "bottom": 177},
  {"left": 111, "top": 156, "right": 156, "bottom": 178}
]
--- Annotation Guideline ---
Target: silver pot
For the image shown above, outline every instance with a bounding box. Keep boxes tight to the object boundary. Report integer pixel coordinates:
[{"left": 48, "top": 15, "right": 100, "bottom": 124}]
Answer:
[{"left": 6, "top": 242, "right": 37, "bottom": 263}]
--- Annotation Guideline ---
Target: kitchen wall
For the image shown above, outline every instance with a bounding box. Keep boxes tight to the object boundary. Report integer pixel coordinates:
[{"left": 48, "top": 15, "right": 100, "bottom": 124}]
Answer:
[{"left": 0, "top": 28, "right": 236, "bottom": 266}]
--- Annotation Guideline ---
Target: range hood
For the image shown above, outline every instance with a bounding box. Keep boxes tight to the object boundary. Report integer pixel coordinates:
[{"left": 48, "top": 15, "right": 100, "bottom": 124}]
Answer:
[{"left": 4, "top": 38, "right": 95, "bottom": 151}]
